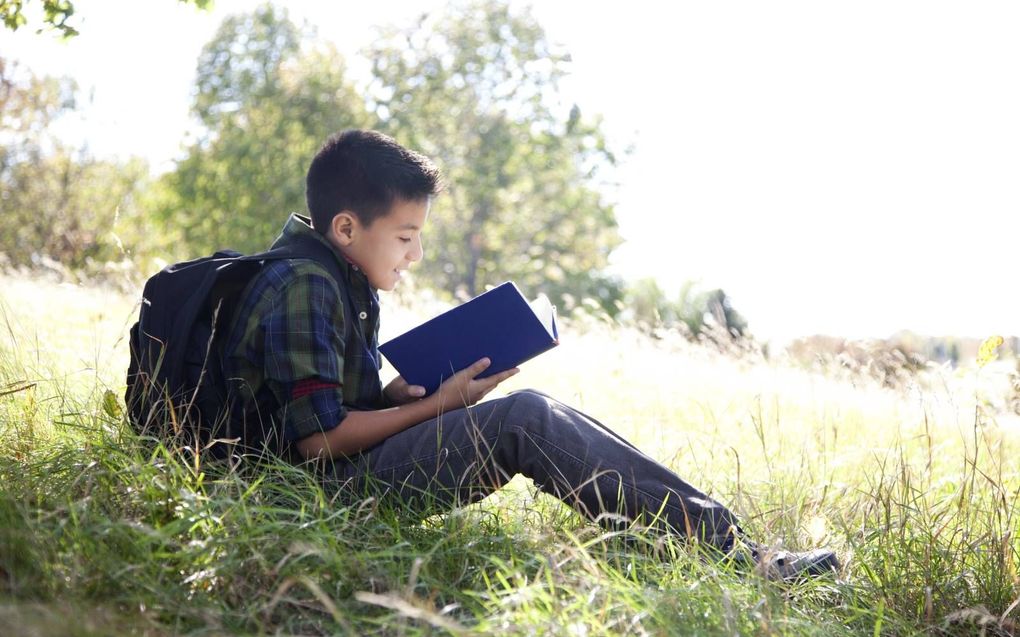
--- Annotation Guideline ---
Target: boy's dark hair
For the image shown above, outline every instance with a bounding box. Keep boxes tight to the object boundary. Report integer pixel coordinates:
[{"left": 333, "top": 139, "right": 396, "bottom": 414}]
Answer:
[{"left": 306, "top": 129, "right": 443, "bottom": 231}]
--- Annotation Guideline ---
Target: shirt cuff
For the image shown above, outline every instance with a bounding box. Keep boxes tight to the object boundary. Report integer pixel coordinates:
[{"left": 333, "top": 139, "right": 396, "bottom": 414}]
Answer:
[{"left": 280, "top": 387, "right": 347, "bottom": 443}]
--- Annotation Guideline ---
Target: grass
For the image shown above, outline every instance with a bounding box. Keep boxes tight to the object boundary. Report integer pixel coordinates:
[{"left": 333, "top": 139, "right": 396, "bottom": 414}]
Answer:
[{"left": 1, "top": 272, "right": 1018, "bottom": 636}]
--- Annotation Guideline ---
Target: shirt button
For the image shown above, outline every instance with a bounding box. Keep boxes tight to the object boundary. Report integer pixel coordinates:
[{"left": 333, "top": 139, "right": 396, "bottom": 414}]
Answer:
[
  {"left": 358, "top": 311, "right": 368, "bottom": 320},
  {"left": 352, "top": 265, "right": 359, "bottom": 271}
]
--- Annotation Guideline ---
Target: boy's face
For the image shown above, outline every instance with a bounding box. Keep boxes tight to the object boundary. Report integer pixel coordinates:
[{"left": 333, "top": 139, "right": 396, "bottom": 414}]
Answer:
[{"left": 329, "top": 197, "right": 429, "bottom": 291}]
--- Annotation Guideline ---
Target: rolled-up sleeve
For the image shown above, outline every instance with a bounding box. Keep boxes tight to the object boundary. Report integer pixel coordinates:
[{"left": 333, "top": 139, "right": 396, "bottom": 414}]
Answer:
[{"left": 261, "top": 266, "right": 349, "bottom": 443}]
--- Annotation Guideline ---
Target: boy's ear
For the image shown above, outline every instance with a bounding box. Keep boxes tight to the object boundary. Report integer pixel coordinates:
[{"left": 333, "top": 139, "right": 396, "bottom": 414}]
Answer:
[{"left": 330, "top": 211, "right": 358, "bottom": 246}]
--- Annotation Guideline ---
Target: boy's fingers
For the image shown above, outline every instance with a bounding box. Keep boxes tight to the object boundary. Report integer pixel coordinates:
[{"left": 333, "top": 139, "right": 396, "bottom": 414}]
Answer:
[
  {"left": 458, "top": 357, "right": 491, "bottom": 380},
  {"left": 483, "top": 367, "right": 519, "bottom": 390}
]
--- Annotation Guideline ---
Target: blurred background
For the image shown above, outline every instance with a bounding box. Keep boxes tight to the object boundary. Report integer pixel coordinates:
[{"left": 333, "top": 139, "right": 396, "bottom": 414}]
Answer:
[{"left": 1, "top": 0, "right": 1017, "bottom": 366}]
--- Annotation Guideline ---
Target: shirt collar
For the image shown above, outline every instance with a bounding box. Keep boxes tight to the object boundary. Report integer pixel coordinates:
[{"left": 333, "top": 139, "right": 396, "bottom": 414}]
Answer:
[{"left": 272, "top": 213, "right": 374, "bottom": 291}]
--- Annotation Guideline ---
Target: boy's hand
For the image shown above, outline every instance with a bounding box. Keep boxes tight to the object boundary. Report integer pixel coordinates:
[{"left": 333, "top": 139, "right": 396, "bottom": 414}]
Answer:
[
  {"left": 433, "top": 357, "right": 519, "bottom": 413},
  {"left": 383, "top": 375, "right": 427, "bottom": 406}
]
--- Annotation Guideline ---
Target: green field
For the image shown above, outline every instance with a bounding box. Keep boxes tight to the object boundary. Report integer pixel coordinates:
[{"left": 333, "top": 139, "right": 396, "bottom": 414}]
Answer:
[{"left": 1, "top": 273, "right": 1018, "bottom": 636}]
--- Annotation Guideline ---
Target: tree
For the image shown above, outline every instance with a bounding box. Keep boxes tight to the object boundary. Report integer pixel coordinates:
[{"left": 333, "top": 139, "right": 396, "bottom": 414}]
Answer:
[
  {"left": 156, "top": 4, "right": 370, "bottom": 257},
  {"left": 623, "top": 277, "right": 750, "bottom": 341},
  {"left": 0, "top": 56, "right": 74, "bottom": 169},
  {"left": 191, "top": 3, "right": 300, "bottom": 130},
  {"left": 699, "top": 288, "right": 748, "bottom": 339},
  {"left": 0, "top": 57, "right": 151, "bottom": 274},
  {"left": 673, "top": 283, "right": 748, "bottom": 340},
  {"left": 626, "top": 277, "right": 674, "bottom": 330},
  {"left": 1, "top": 151, "right": 149, "bottom": 270},
  {"left": 0, "top": 0, "right": 211, "bottom": 37},
  {"left": 364, "top": 0, "right": 623, "bottom": 314}
]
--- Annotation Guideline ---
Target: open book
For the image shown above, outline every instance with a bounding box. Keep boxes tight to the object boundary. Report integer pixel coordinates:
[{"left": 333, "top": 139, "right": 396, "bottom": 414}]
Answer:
[{"left": 379, "top": 281, "right": 559, "bottom": 395}]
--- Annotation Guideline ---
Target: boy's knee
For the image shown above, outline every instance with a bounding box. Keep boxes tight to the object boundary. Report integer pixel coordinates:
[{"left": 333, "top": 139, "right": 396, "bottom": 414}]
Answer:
[
  {"left": 508, "top": 388, "right": 554, "bottom": 412},
  {"left": 504, "top": 388, "right": 568, "bottom": 435}
]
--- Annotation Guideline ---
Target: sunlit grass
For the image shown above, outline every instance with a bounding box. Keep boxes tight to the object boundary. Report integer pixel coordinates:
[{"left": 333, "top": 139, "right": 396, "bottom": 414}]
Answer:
[{"left": 1, "top": 273, "right": 1018, "bottom": 636}]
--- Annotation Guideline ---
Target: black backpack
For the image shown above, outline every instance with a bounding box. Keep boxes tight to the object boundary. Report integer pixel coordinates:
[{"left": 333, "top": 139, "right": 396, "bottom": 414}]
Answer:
[{"left": 125, "top": 235, "right": 353, "bottom": 457}]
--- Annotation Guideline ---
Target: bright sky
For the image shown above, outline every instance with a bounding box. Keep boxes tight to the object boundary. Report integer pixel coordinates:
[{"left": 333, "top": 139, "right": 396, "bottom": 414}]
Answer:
[{"left": 3, "top": 0, "right": 1018, "bottom": 344}]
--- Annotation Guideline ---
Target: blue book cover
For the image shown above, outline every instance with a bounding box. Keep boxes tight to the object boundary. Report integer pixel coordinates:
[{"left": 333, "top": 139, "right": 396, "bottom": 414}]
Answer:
[{"left": 379, "top": 281, "right": 559, "bottom": 395}]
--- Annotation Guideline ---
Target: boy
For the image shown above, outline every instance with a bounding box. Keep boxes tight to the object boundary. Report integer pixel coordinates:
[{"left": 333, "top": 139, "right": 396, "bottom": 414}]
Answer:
[{"left": 221, "top": 129, "right": 838, "bottom": 579}]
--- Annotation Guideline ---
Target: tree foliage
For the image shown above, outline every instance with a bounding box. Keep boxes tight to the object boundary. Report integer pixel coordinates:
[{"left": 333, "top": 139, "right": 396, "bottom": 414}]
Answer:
[
  {"left": 0, "top": 0, "right": 211, "bottom": 38},
  {"left": 1, "top": 151, "right": 149, "bottom": 270},
  {"left": 154, "top": 4, "right": 369, "bottom": 258},
  {"left": 626, "top": 277, "right": 749, "bottom": 340},
  {"left": 0, "top": 56, "right": 73, "bottom": 146},
  {"left": 363, "top": 0, "right": 623, "bottom": 313},
  {"left": 155, "top": 1, "right": 624, "bottom": 315},
  {"left": 0, "top": 58, "right": 149, "bottom": 274},
  {"left": 192, "top": 4, "right": 301, "bottom": 130},
  {"left": 1, "top": 0, "right": 77, "bottom": 37}
]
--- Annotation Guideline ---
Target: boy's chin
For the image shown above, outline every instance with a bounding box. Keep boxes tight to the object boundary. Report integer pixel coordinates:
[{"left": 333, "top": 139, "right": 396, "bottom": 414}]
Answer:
[
  {"left": 374, "top": 278, "right": 399, "bottom": 292},
  {"left": 368, "top": 269, "right": 404, "bottom": 291}
]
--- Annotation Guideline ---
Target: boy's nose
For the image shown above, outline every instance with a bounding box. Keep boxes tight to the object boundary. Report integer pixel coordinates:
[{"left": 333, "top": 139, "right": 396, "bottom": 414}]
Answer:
[{"left": 409, "top": 235, "right": 424, "bottom": 262}]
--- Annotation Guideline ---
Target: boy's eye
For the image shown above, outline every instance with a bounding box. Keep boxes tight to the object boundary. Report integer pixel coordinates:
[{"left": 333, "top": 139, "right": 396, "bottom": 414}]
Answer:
[{"left": 399, "top": 237, "right": 412, "bottom": 243}]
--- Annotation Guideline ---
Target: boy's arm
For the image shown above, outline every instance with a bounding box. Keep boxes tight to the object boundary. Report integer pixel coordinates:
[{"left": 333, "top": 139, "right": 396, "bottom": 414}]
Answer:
[{"left": 295, "top": 358, "right": 519, "bottom": 459}]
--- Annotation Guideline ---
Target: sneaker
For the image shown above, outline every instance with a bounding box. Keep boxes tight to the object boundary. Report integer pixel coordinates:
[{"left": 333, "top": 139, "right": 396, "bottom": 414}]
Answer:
[{"left": 730, "top": 542, "right": 840, "bottom": 580}]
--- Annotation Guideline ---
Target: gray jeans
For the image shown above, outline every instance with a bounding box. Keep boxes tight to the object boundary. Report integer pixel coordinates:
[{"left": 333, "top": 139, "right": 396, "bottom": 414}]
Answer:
[{"left": 322, "top": 389, "right": 741, "bottom": 549}]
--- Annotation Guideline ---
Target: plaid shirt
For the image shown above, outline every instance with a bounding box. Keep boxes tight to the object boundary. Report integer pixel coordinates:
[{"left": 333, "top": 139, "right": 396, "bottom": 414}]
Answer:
[{"left": 222, "top": 214, "right": 385, "bottom": 447}]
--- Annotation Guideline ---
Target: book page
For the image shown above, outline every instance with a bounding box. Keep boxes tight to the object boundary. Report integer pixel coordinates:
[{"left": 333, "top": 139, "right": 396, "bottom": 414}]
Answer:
[{"left": 529, "top": 294, "right": 557, "bottom": 338}]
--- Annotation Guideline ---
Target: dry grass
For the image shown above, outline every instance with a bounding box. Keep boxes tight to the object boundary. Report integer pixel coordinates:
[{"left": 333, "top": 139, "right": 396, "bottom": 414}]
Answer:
[{"left": 2, "top": 272, "right": 1018, "bottom": 636}]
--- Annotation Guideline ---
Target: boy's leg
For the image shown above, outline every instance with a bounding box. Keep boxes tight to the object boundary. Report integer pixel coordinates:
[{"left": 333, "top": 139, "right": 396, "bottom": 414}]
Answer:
[{"left": 323, "top": 389, "right": 741, "bottom": 549}]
